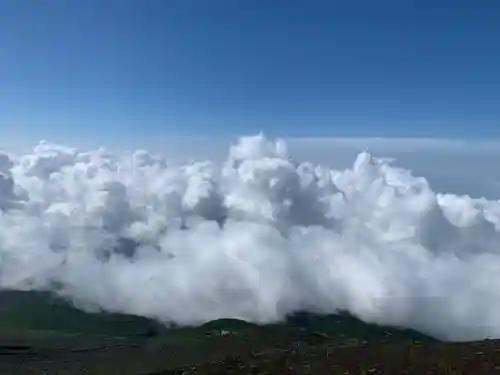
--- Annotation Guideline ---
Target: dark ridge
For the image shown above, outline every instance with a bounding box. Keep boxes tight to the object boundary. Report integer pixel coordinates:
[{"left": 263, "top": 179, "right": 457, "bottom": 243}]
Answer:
[{"left": 285, "top": 311, "right": 438, "bottom": 343}]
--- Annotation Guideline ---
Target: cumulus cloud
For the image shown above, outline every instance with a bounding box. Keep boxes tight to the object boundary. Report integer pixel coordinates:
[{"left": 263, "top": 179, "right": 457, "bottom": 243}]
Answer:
[
  {"left": 1, "top": 134, "right": 500, "bottom": 341},
  {"left": 285, "top": 137, "right": 500, "bottom": 200}
]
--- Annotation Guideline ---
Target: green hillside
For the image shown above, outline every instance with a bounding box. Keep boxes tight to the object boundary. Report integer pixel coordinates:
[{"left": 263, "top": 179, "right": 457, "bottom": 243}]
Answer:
[
  {"left": 2, "top": 290, "right": 500, "bottom": 375},
  {"left": 0, "top": 290, "right": 436, "bottom": 343}
]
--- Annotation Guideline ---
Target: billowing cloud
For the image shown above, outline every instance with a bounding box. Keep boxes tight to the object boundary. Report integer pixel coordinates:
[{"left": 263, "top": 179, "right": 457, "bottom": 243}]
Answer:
[{"left": 1, "top": 134, "right": 500, "bottom": 341}]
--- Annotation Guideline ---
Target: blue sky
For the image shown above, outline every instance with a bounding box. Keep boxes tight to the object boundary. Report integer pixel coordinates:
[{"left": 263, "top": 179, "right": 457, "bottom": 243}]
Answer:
[{"left": 1, "top": 0, "right": 499, "bottom": 144}]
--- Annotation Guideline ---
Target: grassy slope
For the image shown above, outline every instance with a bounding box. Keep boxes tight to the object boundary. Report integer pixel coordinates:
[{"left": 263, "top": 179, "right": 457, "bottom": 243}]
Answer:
[
  {"left": 1, "top": 290, "right": 499, "bottom": 374},
  {"left": 0, "top": 291, "right": 434, "bottom": 340}
]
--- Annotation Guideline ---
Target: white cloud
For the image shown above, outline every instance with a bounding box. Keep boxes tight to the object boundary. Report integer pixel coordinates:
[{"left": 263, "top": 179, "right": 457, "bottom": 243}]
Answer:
[
  {"left": 1, "top": 134, "right": 500, "bottom": 341},
  {"left": 285, "top": 138, "right": 500, "bottom": 200}
]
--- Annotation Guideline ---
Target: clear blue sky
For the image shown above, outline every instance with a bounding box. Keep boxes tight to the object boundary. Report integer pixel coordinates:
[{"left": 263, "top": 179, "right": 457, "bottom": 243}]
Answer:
[{"left": 1, "top": 0, "right": 499, "bottom": 142}]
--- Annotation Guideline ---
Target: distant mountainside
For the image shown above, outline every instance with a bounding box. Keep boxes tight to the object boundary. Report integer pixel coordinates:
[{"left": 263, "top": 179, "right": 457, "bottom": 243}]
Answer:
[
  {"left": 0, "top": 290, "right": 437, "bottom": 344},
  {"left": 0, "top": 290, "right": 163, "bottom": 337}
]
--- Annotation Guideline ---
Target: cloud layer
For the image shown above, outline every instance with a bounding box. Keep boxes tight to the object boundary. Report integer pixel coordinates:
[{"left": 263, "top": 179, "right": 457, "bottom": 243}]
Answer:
[{"left": 1, "top": 134, "right": 500, "bottom": 341}]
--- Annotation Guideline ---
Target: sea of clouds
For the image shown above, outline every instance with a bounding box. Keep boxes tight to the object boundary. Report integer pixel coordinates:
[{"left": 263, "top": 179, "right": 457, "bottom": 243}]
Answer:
[{"left": 1, "top": 134, "right": 500, "bottom": 341}]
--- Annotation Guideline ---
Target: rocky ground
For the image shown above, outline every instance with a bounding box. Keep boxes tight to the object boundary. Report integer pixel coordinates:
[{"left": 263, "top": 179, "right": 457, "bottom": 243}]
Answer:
[{"left": 2, "top": 324, "right": 500, "bottom": 374}]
